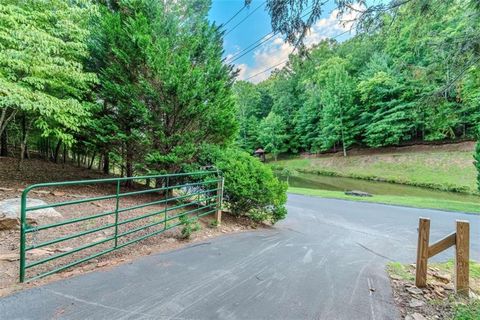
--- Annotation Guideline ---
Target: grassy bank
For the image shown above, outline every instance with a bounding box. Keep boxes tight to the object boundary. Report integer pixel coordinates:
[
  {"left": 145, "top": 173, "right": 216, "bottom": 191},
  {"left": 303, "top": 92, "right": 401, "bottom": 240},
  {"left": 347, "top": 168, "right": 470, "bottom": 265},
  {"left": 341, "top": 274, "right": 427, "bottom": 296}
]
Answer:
[
  {"left": 271, "top": 142, "right": 478, "bottom": 194},
  {"left": 288, "top": 187, "right": 480, "bottom": 214}
]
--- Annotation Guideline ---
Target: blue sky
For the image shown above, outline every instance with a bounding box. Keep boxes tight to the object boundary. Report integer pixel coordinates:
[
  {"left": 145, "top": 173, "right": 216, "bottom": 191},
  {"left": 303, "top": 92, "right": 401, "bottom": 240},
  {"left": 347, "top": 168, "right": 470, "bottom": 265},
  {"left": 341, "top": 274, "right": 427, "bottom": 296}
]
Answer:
[{"left": 208, "top": 0, "right": 358, "bottom": 83}]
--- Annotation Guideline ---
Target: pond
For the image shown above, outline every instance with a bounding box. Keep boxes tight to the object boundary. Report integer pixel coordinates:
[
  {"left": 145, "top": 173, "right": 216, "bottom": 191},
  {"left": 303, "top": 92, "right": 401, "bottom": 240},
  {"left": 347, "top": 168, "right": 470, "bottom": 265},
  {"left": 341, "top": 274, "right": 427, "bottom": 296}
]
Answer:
[{"left": 280, "top": 172, "right": 480, "bottom": 203}]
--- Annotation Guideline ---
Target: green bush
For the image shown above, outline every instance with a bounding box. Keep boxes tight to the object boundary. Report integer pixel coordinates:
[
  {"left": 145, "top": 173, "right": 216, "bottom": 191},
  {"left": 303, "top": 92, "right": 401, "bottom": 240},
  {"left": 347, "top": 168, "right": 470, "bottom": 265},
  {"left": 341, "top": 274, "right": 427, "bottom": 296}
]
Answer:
[
  {"left": 179, "top": 214, "right": 201, "bottom": 239},
  {"left": 198, "top": 146, "right": 287, "bottom": 223}
]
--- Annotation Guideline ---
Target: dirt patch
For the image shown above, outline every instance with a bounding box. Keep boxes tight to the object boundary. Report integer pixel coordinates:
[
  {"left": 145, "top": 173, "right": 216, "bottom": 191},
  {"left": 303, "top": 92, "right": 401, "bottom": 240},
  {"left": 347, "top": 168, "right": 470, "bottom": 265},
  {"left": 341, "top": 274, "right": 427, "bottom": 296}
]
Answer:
[
  {"left": 0, "top": 157, "right": 262, "bottom": 298},
  {"left": 387, "top": 263, "right": 480, "bottom": 319}
]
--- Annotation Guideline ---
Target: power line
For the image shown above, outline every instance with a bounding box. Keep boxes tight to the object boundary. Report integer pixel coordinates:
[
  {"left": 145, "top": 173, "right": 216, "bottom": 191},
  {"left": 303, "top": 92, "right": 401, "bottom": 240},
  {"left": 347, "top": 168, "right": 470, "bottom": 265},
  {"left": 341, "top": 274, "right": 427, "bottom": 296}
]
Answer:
[
  {"left": 243, "top": 29, "right": 351, "bottom": 81},
  {"left": 225, "top": 1, "right": 266, "bottom": 36},
  {"left": 244, "top": 59, "right": 289, "bottom": 81},
  {"left": 222, "top": 3, "right": 247, "bottom": 27},
  {"left": 226, "top": 7, "right": 315, "bottom": 64},
  {"left": 228, "top": 32, "right": 277, "bottom": 63}
]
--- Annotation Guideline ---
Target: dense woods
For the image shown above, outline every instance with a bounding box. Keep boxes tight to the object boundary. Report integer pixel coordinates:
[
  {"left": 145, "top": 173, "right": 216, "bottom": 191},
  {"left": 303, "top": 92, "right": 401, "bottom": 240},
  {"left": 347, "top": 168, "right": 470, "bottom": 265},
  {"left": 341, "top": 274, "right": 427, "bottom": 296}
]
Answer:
[
  {"left": 0, "top": 0, "right": 287, "bottom": 222},
  {"left": 234, "top": 0, "right": 480, "bottom": 175},
  {"left": 0, "top": 0, "right": 479, "bottom": 205}
]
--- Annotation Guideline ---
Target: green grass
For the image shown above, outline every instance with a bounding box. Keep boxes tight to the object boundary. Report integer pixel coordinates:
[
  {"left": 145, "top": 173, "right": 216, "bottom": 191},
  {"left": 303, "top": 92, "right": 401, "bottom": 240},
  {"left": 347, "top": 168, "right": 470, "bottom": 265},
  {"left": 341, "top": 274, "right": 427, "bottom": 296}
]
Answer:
[
  {"left": 431, "top": 259, "right": 480, "bottom": 280},
  {"left": 271, "top": 149, "right": 477, "bottom": 194},
  {"left": 288, "top": 187, "right": 480, "bottom": 214},
  {"left": 453, "top": 301, "right": 480, "bottom": 320},
  {"left": 387, "top": 262, "right": 415, "bottom": 281}
]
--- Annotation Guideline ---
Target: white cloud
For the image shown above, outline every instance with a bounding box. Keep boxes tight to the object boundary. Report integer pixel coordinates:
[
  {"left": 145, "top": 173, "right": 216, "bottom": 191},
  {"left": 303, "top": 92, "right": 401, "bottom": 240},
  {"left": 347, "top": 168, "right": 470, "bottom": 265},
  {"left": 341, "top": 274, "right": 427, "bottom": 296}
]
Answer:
[{"left": 236, "top": 3, "right": 364, "bottom": 83}]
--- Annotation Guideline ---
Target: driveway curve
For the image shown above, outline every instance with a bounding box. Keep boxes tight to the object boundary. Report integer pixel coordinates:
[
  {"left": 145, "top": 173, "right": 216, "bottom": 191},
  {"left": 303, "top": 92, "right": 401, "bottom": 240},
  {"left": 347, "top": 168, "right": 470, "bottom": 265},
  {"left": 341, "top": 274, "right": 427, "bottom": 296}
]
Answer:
[{"left": 1, "top": 194, "right": 479, "bottom": 320}]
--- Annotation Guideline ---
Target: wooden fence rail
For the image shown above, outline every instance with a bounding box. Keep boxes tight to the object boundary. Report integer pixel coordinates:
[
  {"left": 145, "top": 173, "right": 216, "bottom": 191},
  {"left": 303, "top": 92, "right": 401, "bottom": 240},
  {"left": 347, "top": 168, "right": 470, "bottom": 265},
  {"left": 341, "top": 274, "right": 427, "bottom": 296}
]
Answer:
[{"left": 415, "top": 217, "right": 470, "bottom": 295}]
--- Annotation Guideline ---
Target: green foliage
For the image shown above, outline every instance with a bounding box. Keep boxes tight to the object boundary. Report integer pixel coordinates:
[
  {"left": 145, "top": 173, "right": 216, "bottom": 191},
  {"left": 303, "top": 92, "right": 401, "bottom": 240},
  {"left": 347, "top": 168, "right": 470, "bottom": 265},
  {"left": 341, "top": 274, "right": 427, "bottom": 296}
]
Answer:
[
  {"left": 234, "top": 0, "right": 480, "bottom": 159},
  {"left": 0, "top": 0, "right": 96, "bottom": 143},
  {"left": 453, "top": 301, "right": 480, "bottom": 320},
  {"left": 258, "top": 112, "right": 288, "bottom": 161},
  {"left": 209, "top": 219, "right": 219, "bottom": 228},
  {"left": 179, "top": 214, "right": 201, "bottom": 239},
  {"left": 198, "top": 145, "right": 287, "bottom": 223},
  {"left": 87, "top": 0, "right": 237, "bottom": 176},
  {"left": 386, "top": 262, "right": 415, "bottom": 281}
]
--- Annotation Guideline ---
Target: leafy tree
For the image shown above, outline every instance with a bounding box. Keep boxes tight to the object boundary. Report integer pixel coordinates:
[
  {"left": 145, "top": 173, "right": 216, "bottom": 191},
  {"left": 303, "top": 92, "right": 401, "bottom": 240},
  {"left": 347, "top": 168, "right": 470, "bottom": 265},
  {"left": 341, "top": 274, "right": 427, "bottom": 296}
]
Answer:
[
  {"left": 316, "top": 57, "right": 358, "bottom": 156},
  {"left": 0, "top": 0, "right": 96, "bottom": 163},
  {"left": 258, "top": 112, "right": 288, "bottom": 161},
  {"left": 233, "top": 81, "right": 262, "bottom": 151}
]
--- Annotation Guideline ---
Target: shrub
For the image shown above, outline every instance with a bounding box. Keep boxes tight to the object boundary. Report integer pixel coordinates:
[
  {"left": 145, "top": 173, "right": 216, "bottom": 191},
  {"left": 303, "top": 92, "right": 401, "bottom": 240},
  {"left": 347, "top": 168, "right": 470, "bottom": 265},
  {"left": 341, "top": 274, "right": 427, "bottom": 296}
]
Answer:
[
  {"left": 179, "top": 215, "right": 201, "bottom": 239},
  {"left": 198, "top": 145, "right": 287, "bottom": 223}
]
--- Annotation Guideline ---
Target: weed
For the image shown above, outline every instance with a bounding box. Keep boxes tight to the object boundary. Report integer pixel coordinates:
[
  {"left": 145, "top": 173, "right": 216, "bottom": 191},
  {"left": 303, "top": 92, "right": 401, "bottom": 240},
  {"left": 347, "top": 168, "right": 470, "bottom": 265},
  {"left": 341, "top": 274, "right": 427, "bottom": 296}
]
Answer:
[{"left": 179, "top": 214, "right": 201, "bottom": 239}]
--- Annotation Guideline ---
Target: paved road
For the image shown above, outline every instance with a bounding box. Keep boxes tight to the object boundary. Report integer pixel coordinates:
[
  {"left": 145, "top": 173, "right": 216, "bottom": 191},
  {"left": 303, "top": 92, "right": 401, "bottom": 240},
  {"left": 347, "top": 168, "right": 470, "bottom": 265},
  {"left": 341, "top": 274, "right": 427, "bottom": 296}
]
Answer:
[{"left": 1, "top": 194, "right": 479, "bottom": 320}]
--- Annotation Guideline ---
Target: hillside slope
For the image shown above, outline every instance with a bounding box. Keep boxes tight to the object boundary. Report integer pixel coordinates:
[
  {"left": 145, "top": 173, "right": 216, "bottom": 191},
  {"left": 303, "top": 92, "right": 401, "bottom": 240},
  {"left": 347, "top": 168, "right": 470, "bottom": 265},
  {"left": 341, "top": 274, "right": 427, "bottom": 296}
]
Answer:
[{"left": 271, "top": 142, "right": 477, "bottom": 194}]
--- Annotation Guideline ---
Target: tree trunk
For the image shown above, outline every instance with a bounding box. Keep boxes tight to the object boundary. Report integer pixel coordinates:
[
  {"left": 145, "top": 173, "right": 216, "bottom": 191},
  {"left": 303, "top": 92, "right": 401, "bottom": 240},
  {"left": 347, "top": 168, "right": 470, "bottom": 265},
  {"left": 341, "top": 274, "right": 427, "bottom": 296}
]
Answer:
[
  {"left": 125, "top": 132, "right": 134, "bottom": 187},
  {"left": 63, "top": 145, "right": 67, "bottom": 167},
  {"left": 54, "top": 140, "right": 62, "bottom": 163},
  {"left": 88, "top": 152, "right": 96, "bottom": 169},
  {"left": 103, "top": 151, "right": 110, "bottom": 174},
  {"left": 18, "top": 115, "right": 28, "bottom": 170},
  {"left": 0, "top": 129, "right": 8, "bottom": 157}
]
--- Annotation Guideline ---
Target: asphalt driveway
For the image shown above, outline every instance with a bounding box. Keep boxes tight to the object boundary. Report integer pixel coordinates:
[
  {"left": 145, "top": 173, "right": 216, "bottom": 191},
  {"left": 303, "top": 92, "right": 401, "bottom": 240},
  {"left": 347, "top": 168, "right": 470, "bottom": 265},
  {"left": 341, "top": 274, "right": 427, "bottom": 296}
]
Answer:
[{"left": 1, "top": 194, "right": 479, "bottom": 319}]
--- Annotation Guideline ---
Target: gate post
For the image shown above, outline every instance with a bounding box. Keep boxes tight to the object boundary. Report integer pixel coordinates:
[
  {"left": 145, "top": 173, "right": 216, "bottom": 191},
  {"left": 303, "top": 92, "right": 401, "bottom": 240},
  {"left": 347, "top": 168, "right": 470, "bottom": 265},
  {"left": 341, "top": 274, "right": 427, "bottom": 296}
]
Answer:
[
  {"left": 215, "top": 176, "right": 224, "bottom": 225},
  {"left": 455, "top": 220, "right": 469, "bottom": 295},
  {"left": 415, "top": 218, "right": 430, "bottom": 288}
]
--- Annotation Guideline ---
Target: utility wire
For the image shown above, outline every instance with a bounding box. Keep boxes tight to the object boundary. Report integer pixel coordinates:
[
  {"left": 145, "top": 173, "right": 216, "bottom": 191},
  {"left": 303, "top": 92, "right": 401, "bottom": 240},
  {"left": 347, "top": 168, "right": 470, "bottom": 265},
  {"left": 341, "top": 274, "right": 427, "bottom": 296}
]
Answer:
[
  {"left": 226, "top": 7, "right": 315, "bottom": 64},
  {"left": 225, "top": 1, "right": 266, "bottom": 36},
  {"left": 244, "top": 29, "right": 351, "bottom": 81},
  {"left": 222, "top": 3, "right": 248, "bottom": 27}
]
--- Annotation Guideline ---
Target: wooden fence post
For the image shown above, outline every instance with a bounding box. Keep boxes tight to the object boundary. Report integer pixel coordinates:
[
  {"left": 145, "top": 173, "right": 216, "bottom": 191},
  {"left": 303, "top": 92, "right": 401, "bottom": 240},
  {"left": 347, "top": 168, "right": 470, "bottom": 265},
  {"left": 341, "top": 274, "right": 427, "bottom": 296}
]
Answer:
[
  {"left": 215, "top": 177, "right": 224, "bottom": 225},
  {"left": 415, "top": 218, "right": 430, "bottom": 288},
  {"left": 455, "top": 220, "right": 470, "bottom": 296}
]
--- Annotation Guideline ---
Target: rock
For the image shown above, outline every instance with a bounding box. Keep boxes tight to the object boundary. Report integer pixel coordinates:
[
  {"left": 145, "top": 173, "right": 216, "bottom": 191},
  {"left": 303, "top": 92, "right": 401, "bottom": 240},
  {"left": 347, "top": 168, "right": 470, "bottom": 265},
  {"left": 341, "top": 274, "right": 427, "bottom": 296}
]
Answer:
[
  {"left": 0, "top": 253, "right": 20, "bottom": 261},
  {"left": 444, "top": 283, "right": 455, "bottom": 291},
  {"left": 97, "top": 261, "right": 109, "bottom": 267},
  {"left": 50, "top": 191, "right": 66, "bottom": 197},
  {"left": 0, "top": 198, "right": 62, "bottom": 230},
  {"left": 29, "top": 248, "right": 54, "bottom": 256},
  {"left": 0, "top": 187, "right": 13, "bottom": 192},
  {"left": 165, "top": 238, "right": 177, "bottom": 243},
  {"left": 33, "top": 190, "right": 50, "bottom": 195},
  {"left": 344, "top": 190, "right": 373, "bottom": 197},
  {"left": 409, "top": 298, "right": 426, "bottom": 308},
  {"left": 55, "top": 247, "right": 73, "bottom": 253},
  {"left": 406, "top": 287, "right": 424, "bottom": 295},
  {"left": 470, "top": 291, "right": 478, "bottom": 299},
  {"left": 432, "top": 273, "right": 451, "bottom": 283},
  {"left": 406, "top": 313, "right": 427, "bottom": 320}
]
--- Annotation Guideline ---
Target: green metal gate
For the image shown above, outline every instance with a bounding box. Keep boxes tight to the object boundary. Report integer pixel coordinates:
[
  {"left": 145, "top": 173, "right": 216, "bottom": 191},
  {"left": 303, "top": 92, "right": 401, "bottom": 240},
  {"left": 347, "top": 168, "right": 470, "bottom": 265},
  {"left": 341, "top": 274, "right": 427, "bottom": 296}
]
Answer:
[{"left": 20, "top": 170, "right": 223, "bottom": 282}]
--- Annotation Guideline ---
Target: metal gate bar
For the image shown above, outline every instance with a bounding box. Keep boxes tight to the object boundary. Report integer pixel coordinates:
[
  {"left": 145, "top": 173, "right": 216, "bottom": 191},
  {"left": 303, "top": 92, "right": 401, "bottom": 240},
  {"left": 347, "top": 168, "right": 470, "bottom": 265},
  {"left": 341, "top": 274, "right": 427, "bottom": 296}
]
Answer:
[{"left": 20, "top": 170, "right": 223, "bottom": 282}]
